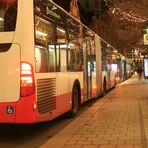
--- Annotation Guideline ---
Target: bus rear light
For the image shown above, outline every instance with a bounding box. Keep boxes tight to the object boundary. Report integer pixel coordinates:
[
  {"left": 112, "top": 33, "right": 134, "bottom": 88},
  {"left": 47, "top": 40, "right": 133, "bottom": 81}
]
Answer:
[
  {"left": 21, "top": 71, "right": 32, "bottom": 75},
  {"left": 20, "top": 62, "right": 35, "bottom": 97},
  {"left": 21, "top": 76, "right": 33, "bottom": 84}
]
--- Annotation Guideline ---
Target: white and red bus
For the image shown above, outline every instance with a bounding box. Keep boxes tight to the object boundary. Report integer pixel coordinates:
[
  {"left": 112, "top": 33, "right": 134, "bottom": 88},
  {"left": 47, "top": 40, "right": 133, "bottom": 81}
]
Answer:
[{"left": 0, "top": 0, "right": 117, "bottom": 123}]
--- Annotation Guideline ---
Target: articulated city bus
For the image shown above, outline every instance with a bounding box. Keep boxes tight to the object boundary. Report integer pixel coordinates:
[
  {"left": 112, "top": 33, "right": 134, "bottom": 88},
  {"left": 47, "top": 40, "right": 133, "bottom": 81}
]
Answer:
[{"left": 0, "top": 0, "right": 117, "bottom": 123}]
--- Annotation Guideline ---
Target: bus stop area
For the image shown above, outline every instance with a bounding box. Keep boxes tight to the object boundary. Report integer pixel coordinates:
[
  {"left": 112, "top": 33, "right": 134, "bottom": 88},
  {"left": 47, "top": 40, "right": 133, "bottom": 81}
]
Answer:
[{"left": 40, "top": 75, "right": 148, "bottom": 148}]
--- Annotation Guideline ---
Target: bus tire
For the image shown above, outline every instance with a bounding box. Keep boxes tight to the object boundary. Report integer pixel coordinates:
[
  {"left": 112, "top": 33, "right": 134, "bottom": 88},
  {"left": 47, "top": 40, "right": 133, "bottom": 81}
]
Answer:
[
  {"left": 102, "top": 79, "right": 107, "bottom": 96},
  {"left": 114, "top": 75, "right": 117, "bottom": 86},
  {"left": 114, "top": 77, "right": 117, "bottom": 87},
  {"left": 69, "top": 86, "right": 79, "bottom": 118}
]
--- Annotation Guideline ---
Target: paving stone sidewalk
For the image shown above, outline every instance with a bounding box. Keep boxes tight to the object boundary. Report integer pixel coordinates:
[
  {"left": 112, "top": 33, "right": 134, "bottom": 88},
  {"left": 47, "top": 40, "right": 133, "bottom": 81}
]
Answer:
[{"left": 41, "top": 76, "right": 148, "bottom": 148}]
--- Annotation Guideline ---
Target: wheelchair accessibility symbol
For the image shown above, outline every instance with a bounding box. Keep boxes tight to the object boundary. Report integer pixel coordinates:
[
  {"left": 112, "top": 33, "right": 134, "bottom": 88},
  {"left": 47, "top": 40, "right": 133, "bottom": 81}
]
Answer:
[{"left": 6, "top": 106, "right": 14, "bottom": 114}]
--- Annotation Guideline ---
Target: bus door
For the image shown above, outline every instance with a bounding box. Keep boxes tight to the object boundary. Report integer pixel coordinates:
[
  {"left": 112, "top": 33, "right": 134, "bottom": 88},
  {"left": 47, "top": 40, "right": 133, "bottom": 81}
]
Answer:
[{"left": 83, "top": 39, "right": 92, "bottom": 100}]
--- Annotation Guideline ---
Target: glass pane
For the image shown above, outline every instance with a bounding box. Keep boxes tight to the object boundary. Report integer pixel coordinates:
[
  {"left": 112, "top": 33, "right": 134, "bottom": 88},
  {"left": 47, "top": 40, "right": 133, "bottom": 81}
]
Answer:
[
  {"left": 56, "top": 27, "right": 67, "bottom": 72},
  {"left": 68, "top": 32, "right": 82, "bottom": 71},
  {"left": 48, "top": 45, "right": 56, "bottom": 72},
  {"left": 0, "top": 0, "right": 17, "bottom": 32},
  {"left": 35, "top": 15, "right": 56, "bottom": 72},
  {"left": 35, "top": 46, "right": 48, "bottom": 72},
  {"left": 101, "top": 41, "right": 108, "bottom": 71}
]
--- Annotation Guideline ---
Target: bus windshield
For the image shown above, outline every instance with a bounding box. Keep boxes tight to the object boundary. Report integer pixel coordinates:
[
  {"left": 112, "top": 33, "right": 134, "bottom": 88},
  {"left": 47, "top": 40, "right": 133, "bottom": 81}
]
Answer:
[{"left": 0, "top": 0, "right": 17, "bottom": 32}]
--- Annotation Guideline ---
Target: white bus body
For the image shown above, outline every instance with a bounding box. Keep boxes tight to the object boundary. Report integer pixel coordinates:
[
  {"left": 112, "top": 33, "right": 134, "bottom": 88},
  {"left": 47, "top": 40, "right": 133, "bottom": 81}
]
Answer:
[{"left": 0, "top": 0, "right": 116, "bottom": 123}]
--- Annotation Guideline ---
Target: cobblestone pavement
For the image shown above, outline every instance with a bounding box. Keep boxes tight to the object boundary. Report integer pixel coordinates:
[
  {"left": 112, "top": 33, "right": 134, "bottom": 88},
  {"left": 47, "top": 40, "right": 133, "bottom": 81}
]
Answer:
[{"left": 41, "top": 75, "right": 148, "bottom": 148}]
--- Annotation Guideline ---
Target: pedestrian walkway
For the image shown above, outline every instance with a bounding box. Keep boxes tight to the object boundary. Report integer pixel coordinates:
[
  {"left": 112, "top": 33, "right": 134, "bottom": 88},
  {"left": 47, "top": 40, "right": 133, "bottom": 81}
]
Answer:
[{"left": 41, "top": 75, "right": 148, "bottom": 148}]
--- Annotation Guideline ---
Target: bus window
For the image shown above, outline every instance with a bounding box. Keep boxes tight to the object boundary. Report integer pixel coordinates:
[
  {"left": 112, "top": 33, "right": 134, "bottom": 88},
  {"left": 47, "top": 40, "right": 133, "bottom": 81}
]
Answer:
[
  {"left": 35, "top": 15, "right": 56, "bottom": 72},
  {"left": 69, "top": 47, "right": 76, "bottom": 71},
  {"left": 35, "top": 46, "right": 48, "bottom": 72},
  {"left": 56, "top": 27, "right": 67, "bottom": 72},
  {"left": 48, "top": 45, "right": 56, "bottom": 72},
  {"left": 101, "top": 41, "right": 109, "bottom": 71},
  {"left": 68, "top": 32, "right": 82, "bottom": 71},
  {"left": 0, "top": 0, "right": 17, "bottom": 32},
  {"left": 59, "top": 47, "right": 67, "bottom": 72}
]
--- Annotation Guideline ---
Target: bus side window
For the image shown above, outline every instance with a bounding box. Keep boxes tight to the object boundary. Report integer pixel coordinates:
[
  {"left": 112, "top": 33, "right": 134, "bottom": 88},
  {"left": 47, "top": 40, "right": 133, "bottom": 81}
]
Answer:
[
  {"left": 35, "top": 46, "right": 48, "bottom": 72},
  {"left": 4, "top": 2, "right": 17, "bottom": 31},
  {"left": 69, "top": 48, "right": 76, "bottom": 71},
  {"left": 48, "top": 45, "right": 56, "bottom": 72},
  {"left": 68, "top": 33, "right": 82, "bottom": 72},
  {"left": 56, "top": 27, "right": 67, "bottom": 72},
  {"left": 35, "top": 15, "right": 56, "bottom": 72},
  {"left": 60, "top": 47, "right": 67, "bottom": 72}
]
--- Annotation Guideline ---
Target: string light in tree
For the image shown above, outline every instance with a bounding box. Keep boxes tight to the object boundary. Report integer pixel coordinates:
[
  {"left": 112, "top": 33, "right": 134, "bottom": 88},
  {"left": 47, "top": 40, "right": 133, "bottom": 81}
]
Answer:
[{"left": 110, "top": 7, "right": 148, "bottom": 23}]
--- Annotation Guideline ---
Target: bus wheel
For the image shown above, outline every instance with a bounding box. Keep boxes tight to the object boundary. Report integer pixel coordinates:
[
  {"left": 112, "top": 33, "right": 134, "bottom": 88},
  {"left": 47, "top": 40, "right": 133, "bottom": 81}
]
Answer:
[
  {"left": 69, "top": 87, "right": 79, "bottom": 118},
  {"left": 102, "top": 80, "right": 106, "bottom": 96},
  {"left": 114, "top": 75, "right": 117, "bottom": 86}
]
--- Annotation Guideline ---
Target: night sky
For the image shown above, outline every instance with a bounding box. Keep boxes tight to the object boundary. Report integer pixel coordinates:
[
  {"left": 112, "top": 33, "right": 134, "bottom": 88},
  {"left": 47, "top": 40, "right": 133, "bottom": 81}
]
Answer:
[{"left": 53, "top": 0, "right": 110, "bottom": 26}]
